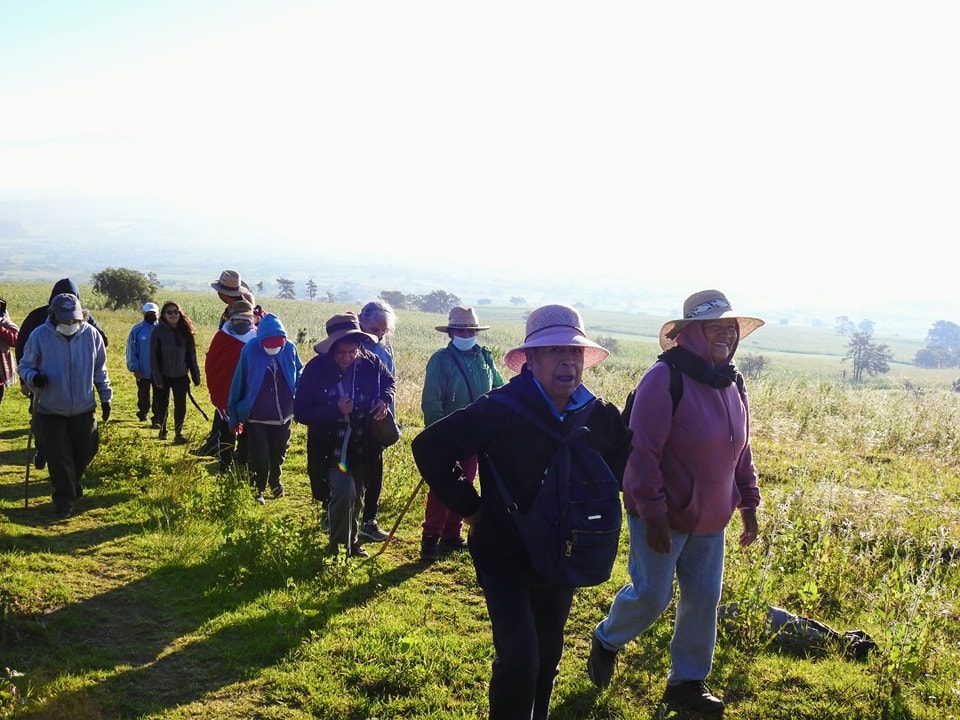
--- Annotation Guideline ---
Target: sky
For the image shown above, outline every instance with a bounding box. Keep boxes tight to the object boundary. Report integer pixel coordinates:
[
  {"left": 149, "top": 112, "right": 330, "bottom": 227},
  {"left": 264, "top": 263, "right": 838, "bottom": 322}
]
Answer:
[{"left": 1, "top": 0, "right": 958, "bottom": 319}]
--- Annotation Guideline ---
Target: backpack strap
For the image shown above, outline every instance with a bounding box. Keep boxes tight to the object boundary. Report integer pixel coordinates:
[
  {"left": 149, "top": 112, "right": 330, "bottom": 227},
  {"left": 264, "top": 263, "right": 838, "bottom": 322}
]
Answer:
[
  {"left": 622, "top": 360, "right": 683, "bottom": 422},
  {"left": 446, "top": 347, "right": 478, "bottom": 402}
]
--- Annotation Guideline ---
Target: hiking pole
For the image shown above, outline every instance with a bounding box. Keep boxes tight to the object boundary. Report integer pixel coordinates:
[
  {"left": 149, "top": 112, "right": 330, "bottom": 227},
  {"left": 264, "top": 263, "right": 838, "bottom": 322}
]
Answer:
[
  {"left": 24, "top": 423, "right": 33, "bottom": 509},
  {"left": 186, "top": 385, "right": 210, "bottom": 422},
  {"left": 366, "top": 477, "right": 425, "bottom": 561}
]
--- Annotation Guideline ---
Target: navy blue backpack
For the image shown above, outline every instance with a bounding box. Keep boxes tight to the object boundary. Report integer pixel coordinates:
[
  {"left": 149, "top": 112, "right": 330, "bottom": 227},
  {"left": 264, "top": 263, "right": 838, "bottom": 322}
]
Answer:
[{"left": 485, "top": 394, "right": 622, "bottom": 588}]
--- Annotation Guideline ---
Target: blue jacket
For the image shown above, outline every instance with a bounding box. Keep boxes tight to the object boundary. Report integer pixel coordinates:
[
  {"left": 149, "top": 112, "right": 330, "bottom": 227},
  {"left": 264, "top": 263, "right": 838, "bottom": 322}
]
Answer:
[
  {"left": 126, "top": 319, "right": 158, "bottom": 376},
  {"left": 18, "top": 321, "right": 112, "bottom": 416},
  {"left": 227, "top": 314, "right": 302, "bottom": 427}
]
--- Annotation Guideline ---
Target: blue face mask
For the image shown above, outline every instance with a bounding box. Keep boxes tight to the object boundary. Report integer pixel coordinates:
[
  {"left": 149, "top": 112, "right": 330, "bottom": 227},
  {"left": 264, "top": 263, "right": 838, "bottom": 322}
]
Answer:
[{"left": 451, "top": 335, "right": 478, "bottom": 351}]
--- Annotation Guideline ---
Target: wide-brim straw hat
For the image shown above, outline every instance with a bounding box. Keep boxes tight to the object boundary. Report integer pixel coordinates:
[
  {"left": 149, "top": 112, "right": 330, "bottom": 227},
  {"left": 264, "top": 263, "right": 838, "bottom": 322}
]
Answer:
[
  {"left": 313, "top": 312, "right": 377, "bottom": 354},
  {"left": 210, "top": 269, "right": 250, "bottom": 297},
  {"left": 658, "top": 289, "right": 765, "bottom": 351},
  {"left": 435, "top": 306, "right": 491, "bottom": 332},
  {"left": 504, "top": 304, "right": 609, "bottom": 373}
]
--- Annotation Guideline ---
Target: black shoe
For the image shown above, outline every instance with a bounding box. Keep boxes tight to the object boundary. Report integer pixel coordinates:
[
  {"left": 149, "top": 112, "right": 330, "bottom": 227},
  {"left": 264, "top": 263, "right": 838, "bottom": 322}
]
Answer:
[
  {"left": 158, "top": 430, "right": 168, "bottom": 440},
  {"left": 420, "top": 535, "right": 440, "bottom": 561},
  {"left": 173, "top": 434, "right": 189, "bottom": 445},
  {"left": 53, "top": 504, "right": 73, "bottom": 520},
  {"left": 34, "top": 450, "right": 46, "bottom": 471},
  {"left": 663, "top": 680, "right": 725, "bottom": 713},
  {"left": 439, "top": 536, "right": 468, "bottom": 553},
  {"left": 348, "top": 544, "right": 369, "bottom": 558},
  {"left": 272, "top": 485, "right": 285, "bottom": 499},
  {"left": 587, "top": 634, "right": 618, "bottom": 689},
  {"left": 151, "top": 420, "right": 161, "bottom": 429},
  {"left": 137, "top": 412, "right": 147, "bottom": 422}
]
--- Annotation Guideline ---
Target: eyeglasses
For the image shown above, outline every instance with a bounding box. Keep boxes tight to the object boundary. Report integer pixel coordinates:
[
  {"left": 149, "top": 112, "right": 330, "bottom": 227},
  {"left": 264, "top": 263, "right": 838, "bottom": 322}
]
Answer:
[{"left": 164, "top": 310, "right": 180, "bottom": 316}]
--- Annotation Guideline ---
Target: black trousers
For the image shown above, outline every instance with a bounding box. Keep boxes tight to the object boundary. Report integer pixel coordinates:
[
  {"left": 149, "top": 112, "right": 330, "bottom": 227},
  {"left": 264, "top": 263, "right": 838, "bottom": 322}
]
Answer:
[
  {"left": 156, "top": 375, "right": 188, "bottom": 435},
  {"left": 246, "top": 421, "right": 291, "bottom": 494},
  {"left": 32, "top": 411, "right": 99, "bottom": 512},
  {"left": 477, "top": 568, "right": 575, "bottom": 720},
  {"left": 136, "top": 377, "right": 162, "bottom": 423}
]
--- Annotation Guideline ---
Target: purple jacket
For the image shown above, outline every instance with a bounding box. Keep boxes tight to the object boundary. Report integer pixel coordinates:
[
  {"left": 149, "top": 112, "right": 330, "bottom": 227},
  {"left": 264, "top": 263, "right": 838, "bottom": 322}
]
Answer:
[{"left": 623, "top": 324, "right": 760, "bottom": 534}]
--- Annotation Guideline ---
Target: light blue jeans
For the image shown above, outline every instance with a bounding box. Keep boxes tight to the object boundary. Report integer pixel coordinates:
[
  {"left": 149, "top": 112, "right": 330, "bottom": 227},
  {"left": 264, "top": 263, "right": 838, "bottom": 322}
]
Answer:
[{"left": 595, "top": 515, "right": 725, "bottom": 684}]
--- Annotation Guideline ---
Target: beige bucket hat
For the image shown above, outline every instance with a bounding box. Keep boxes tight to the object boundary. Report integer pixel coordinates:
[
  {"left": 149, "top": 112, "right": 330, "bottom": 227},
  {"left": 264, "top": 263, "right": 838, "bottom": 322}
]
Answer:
[{"left": 659, "top": 289, "right": 764, "bottom": 351}]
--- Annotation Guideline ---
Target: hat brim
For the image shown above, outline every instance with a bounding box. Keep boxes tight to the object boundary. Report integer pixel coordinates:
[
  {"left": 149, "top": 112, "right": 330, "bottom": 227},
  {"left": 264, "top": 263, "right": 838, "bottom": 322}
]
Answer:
[
  {"left": 313, "top": 328, "right": 378, "bottom": 354},
  {"left": 659, "top": 313, "right": 765, "bottom": 351},
  {"left": 504, "top": 334, "right": 609, "bottom": 373},
  {"left": 435, "top": 325, "right": 491, "bottom": 332},
  {"left": 210, "top": 280, "right": 251, "bottom": 296}
]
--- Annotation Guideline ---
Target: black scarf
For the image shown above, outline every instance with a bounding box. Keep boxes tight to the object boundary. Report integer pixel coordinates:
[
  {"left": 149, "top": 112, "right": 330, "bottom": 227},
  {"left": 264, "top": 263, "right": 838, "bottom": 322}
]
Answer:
[{"left": 658, "top": 346, "right": 740, "bottom": 389}]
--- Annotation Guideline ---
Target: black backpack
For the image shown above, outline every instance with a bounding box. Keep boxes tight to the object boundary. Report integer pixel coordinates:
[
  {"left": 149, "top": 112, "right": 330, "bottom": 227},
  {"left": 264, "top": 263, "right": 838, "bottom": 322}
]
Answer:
[
  {"left": 622, "top": 359, "right": 745, "bottom": 422},
  {"left": 484, "top": 394, "right": 622, "bottom": 588}
]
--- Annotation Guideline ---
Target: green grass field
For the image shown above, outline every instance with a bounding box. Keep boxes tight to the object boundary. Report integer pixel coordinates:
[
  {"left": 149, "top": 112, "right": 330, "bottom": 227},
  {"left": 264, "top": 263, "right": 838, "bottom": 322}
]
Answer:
[{"left": 1, "top": 283, "right": 958, "bottom": 719}]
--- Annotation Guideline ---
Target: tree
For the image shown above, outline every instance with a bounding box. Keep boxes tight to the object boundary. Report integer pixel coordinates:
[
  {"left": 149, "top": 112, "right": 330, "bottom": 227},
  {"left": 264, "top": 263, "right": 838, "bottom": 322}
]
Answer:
[
  {"left": 91, "top": 267, "right": 158, "bottom": 310},
  {"left": 914, "top": 346, "right": 957, "bottom": 368},
  {"left": 510, "top": 296, "right": 526, "bottom": 306},
  {"left": 380, "top": 291, "right": 410, "bottom": 309},
  {"left": 594, "top": 336, "right": 621, "bottom": 355},
  {"left": 418, "top": 290, "right": 460, "bottom": 314},
  {"left": 256, "top": 280, "right": 264, "bottom": 294},
  {"left": 914, "top": 320, "right": 960, "bottom": 368},
  {"left": 306, "top": 278, "right": 318, "bottom": 301},
  {"left": 325, "top": 290, "right": 336, "bottom": 303},
  {"left": 843, "top": 331, "right": 893, "bottom": 381},
  {"left": 835, "top": 316, "right": 856, "bottom": 336},
  {"left": 858, "top": 319, "right": 875, "bottom": 334},
  {"left": 276, "top": 277, "right": 296, "bottom": 300},
  {"left": 926, "top": 320, "right": 960, "bottom": 350},
  {"left": 477, "top": 298, "right": 492, "bottom": 306},
  {"left": 740, "top": 354, "right": 768, "bottom": 380}
]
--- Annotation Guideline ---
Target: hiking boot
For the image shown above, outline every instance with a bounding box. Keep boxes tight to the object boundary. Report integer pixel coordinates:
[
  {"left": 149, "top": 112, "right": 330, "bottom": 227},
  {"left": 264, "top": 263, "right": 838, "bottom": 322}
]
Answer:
[
  {"left": 158, "top": 430, "right": 168, "bottom": 440},
  {"left": 587, "top": 634, "right": 618, "bottom": 689},
  {"left": 174, "top": 434, "right": 189, "bottom": 445},
  {"left": 53, "top": 504, "right": 73, "bottom": 520},
  {"left": 34, "top": 450, "right": 46, "bottom": 471},
  {"left": 254, "top": 493, "right": 266, "bottom": 505},
  {"left": 358, "top": 520, "right": 389, "bottom": 543},
  {"left": 272, "top": 484, "right": 285, "bottom": 499},
  {"left": 439, "top": 536, "right": 468, "bottom": 553},
  {"left": 151, "top": 420, "right": 161, "bottom": 429},
  {"left": 420, "top": 535, "right": 440, "bottom": 561},
  {"left": 137, "top": 412, "right": 147, "bottom": 422},
  {"left": 348, "top": 544, "right": 369, "bottom": 558},
  {"left": 663, "top": 680, "right": 725, "bottom": 713}
]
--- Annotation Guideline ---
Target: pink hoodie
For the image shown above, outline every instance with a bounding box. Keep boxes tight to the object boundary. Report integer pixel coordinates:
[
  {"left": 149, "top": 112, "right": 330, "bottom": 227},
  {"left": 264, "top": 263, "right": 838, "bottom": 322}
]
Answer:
[{"left": 622, "top": 323, "right": 760, "bottom": 534}]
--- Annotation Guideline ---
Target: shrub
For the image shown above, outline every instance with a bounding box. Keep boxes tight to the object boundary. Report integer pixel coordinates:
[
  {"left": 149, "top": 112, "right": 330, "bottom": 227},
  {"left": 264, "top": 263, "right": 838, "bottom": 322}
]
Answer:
[{"left": 91, "top": 267, "right": 158, "bottom": 310}]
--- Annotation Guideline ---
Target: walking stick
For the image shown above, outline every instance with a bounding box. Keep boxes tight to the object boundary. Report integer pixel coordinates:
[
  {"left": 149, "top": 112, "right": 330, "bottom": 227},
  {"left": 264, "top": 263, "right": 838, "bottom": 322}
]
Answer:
[
  {"left": 366, "top": 477, "right": 425, "bottom": 561},
  {"left": 24, "top": 423, "right": 33, "bottom": 509},
  {"left": 186, "top": 385, "right": 210, "bottom": 422}
]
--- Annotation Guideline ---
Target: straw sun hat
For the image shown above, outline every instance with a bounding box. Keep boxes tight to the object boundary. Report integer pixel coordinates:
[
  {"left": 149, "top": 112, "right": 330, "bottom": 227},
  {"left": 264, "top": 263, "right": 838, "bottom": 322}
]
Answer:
[
  {"left": 658, "top": 289, "right": 764, "bottom": 351},
  {"left": 503, "top": 304, "right": 609, "bottom": 373},
  {"left": 435, "top": 306, "right": 491, "bottom": 332},
  {"left": 210, "top": 270, "right": 250, "bottom": 297}
]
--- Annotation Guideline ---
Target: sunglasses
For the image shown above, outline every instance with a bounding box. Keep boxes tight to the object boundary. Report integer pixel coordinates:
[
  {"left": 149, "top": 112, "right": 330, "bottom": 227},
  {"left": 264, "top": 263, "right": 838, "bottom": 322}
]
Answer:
[{"left": 164, "top": 310, "right": 180, "bottom": 316}]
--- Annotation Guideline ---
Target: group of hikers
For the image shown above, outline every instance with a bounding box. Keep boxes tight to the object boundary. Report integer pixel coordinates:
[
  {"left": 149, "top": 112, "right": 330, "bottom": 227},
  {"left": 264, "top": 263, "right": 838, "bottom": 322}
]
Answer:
[{"left": 1, "top": 275, "right": 875, "bottom": 718}]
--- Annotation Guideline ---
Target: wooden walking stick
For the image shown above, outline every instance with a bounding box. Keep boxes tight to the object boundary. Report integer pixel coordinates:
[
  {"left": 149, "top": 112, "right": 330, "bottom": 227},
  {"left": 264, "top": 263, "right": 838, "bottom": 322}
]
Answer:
[{"left": 365, "top": 477, "right": 426, "bottom": 561}]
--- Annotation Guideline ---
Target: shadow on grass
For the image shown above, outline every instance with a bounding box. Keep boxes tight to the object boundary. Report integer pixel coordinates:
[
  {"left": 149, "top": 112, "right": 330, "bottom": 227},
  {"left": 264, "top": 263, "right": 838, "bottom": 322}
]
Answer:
[
  {"left": 5, "top": 550, "right": 428, "bottom": 719},
  {"left": 0, "top": 426, "right": 29, "bottom": 441},
  {"left": 1, "top": 490, "right": 136, "bottom": 528}
]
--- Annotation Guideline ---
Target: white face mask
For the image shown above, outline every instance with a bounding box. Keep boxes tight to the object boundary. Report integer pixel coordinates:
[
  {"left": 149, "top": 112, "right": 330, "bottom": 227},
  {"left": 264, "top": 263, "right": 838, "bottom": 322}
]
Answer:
[
  {"left": 451, "top": 335, "right": 478, "bottom": 351},
  {"left": 57, "top": 323, "right": 81, "bottom": 336},
  {"left": 263, "top": 346, "right": 282, "bottom": 356}
]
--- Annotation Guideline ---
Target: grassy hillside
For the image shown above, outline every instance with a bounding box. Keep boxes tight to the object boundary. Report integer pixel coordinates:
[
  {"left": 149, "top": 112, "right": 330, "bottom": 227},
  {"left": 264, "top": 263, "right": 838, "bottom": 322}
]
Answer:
[{"left": 1, "top": 283, "right": 958, "bottom": 719}]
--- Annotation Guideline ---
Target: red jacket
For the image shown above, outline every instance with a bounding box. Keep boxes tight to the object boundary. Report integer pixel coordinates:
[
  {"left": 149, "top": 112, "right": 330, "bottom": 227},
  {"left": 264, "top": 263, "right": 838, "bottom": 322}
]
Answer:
[{"left": 204, "top": 329, "right": 246, "bottom": 410}]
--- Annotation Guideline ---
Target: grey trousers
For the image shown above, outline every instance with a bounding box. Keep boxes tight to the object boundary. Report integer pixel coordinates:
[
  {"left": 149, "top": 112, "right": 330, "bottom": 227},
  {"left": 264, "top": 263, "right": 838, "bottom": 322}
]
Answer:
[{"left": 328, "top": 467, "right": 364, "bottom": 548}]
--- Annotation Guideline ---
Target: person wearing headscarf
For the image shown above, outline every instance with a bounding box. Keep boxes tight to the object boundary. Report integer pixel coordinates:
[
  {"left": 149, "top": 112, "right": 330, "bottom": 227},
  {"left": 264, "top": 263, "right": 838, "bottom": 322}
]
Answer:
[
  {"left": 412, "top": 304, "right": 631, "bottom": 720},
  {"left": 126, "top": 302, "right": 161, "bottom": 426},
  {"left": 227, "top": 313, "right": 301, "bottom": 503},
  {"left": 294, "top": 312, "right": 395, "bottom": 557},
  {"left": 18, "top": 293, "right": 111, "bottom": 519},
  {"left": 418, "top": 306, "right": 503, "bottom": 561},
  {"left": 355, "top": 299, "right": 399, "bottom": 543},
  {"left": 587, "top": 289, "right": 763, "bottom": 714}
]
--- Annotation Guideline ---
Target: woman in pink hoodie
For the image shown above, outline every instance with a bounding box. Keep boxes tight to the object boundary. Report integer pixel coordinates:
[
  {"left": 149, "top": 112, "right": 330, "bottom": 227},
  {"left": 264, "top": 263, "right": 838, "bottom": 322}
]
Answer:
[{"left": 587, "top": 289, "right": 764, "bottom": 714}]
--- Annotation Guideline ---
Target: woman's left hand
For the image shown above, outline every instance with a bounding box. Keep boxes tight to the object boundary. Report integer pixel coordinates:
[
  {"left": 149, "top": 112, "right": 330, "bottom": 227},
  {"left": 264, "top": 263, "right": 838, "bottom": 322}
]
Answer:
[
  {"left": 371, "top": 399, "right": 387, "bottom": 421},
  {"left": 739, "top": 509, "right": 758, "bottom": 547}
]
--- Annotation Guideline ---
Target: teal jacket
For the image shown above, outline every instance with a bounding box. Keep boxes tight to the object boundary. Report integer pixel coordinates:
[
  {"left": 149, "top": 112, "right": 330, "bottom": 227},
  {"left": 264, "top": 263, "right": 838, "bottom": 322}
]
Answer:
[{"left": 421, "top": 343, "right": 504, "bottom": 427}]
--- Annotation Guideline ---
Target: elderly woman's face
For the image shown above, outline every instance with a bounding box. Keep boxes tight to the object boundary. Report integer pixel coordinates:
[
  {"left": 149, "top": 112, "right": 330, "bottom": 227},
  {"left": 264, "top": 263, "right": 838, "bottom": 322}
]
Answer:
[
  {"left": 361, "top": 315, "right": 389, "bottom": 341},
  {"left": 526, "top": 346, "right": 585, "bottom": 409},
  {"left": 333, "top": 341, "right": 361, "bottom": 371},
  {"left": 702, "top": 319, "right": 738, "bottom": 363}
]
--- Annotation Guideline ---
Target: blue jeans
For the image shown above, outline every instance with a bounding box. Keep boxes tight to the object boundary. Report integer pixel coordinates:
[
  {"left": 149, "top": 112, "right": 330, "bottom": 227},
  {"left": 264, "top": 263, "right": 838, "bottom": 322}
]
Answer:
[
  {"left": 477, "top": 569, "right": 575, "bottom": 720},
  {"left": 595, "top": 515, "right": 725, "bottom": 684}
]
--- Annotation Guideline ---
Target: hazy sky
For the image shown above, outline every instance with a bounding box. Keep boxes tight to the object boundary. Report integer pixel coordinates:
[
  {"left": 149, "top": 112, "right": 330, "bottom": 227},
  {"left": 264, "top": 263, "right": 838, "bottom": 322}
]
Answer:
[{"left": 1, "top": 1, "right": 958, "bottom": 315}]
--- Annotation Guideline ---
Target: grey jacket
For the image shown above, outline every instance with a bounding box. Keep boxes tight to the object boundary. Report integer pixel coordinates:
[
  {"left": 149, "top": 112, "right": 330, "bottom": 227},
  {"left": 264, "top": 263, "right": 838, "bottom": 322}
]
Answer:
[
  {"left": 150, "top": 322, "right": 200, "bottom": 386},
  {"left": 18, "top": 322, "right": 112, "bottom": 416}
]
